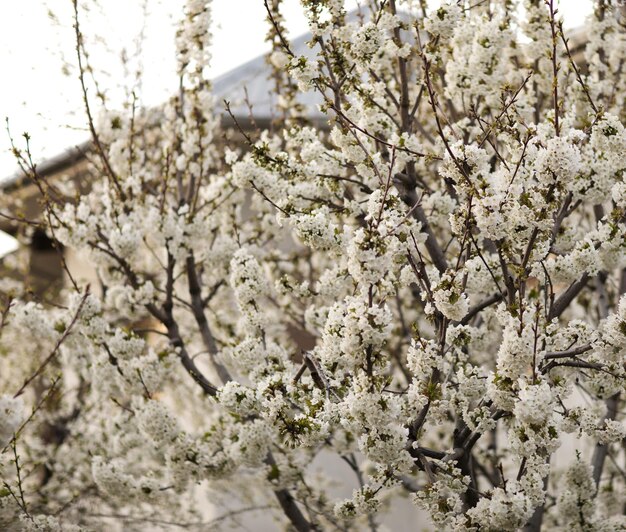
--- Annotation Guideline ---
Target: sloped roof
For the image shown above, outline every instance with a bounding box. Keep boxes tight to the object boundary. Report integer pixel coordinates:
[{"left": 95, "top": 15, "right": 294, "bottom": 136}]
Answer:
[
  {"left": 212, "top": 30, "right": 323, "bottom": 122},
  {"left": 2, "top": 140, "right": 92, "bottom": 191},
  {"left": 3, "top": 12, "right": 590, "bottom": 189},
  {"left": 2, "top": 23, "right": 325, "bottom": 189}
]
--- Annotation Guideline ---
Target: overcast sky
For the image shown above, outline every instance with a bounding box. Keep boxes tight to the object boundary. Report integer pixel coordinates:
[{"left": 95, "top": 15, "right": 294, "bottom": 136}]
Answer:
[{"left": 0, "top": 0, "right": 594, "bottom": 180}]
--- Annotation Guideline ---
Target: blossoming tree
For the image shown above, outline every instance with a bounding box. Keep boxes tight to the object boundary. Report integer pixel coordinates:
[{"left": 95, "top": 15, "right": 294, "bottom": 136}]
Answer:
[{"left": 1, "top": 0, "right": 626, "bottom": 530}]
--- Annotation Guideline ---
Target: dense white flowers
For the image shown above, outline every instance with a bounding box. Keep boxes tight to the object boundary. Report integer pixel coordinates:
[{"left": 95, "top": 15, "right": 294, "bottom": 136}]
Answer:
[
  {"left": 230, "top": 249, "right": 269, "bottom": 332},
  {"left": 291, "top": 207, "right": 342, "bottom": 251},
  {"left": 535, "top": 135, "right": 582, "bottom": 184},
  {"left": 0, "top": 395, "right": 25, "bottom": 448},
  {"left": 137, "top": 400, "right": 181, "bottom": 444},
  {"left": 445, "top": 11, "right": 515, "bottom": 107},
  {"left": 431, "top": 272, "right": 470, "bottom": 321},
  {"left": 424, "top": 2, "right": 462, "bottom": 40},
  {"left": 2, "top": 1, "right": 626, "bottom": 530},
  {"left": 289, "top": 56, "right": 317, "bottom": 91},
  {"left": 513, "top": 381, "right": 555, "bottom": 426},
  {"left": 468, "top": 487, "right": 532, "bottom": 531},
  {"left": 555, "top": 457, "right": 599, "bottom": 530}
]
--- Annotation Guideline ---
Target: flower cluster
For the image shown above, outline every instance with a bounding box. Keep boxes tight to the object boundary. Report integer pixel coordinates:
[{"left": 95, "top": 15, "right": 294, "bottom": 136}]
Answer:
[{"left": 1, "top": 0, "right": 626, "bottom": 531}]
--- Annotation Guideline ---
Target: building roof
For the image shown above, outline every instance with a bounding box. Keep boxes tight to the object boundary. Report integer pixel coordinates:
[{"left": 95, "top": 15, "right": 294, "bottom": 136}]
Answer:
[
  {"left": 1, "top": 22, "right": 326, "bottom": 190},
  {"left": 2, "top": 14, "right": 590, "bottom": 189},
  {"left": 212, "top": 29, "right": 323, "bottom": 122}
]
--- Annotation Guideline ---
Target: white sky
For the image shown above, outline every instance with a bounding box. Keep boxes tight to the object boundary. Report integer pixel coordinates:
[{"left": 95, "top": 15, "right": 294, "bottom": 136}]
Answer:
[{"left": 0, "top": 0, "right": 594, "bottom": 180}]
